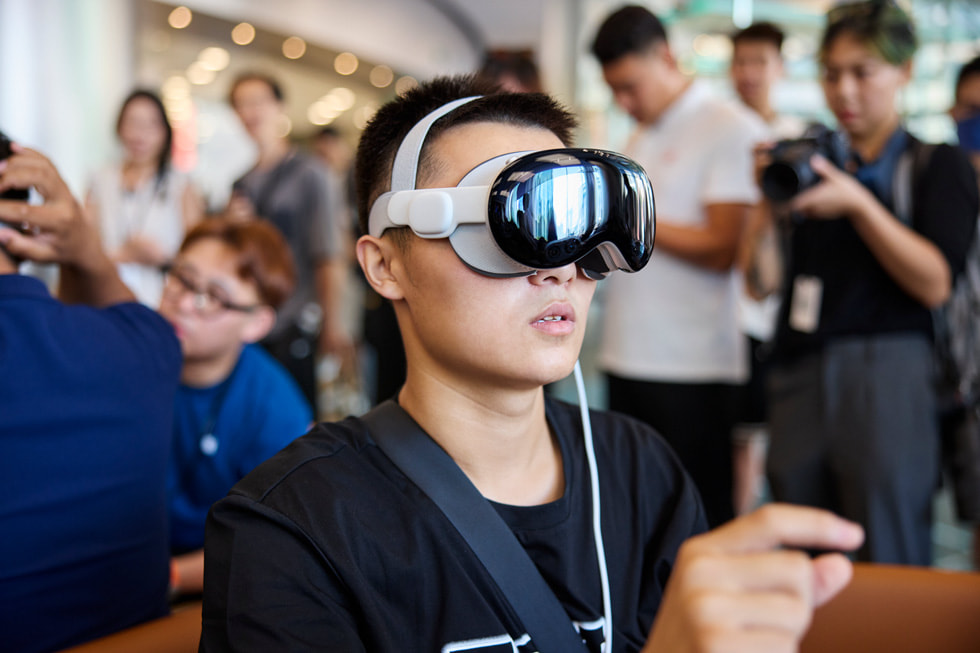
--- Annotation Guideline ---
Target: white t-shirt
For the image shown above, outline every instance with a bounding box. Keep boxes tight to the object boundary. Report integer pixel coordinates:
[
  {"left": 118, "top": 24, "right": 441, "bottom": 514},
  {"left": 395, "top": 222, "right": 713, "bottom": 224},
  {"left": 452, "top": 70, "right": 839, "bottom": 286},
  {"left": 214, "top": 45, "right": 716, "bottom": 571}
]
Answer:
[
  {"left": 599, "top": 80, "right": 767, "bottom": 383},
  {"left": 737, "top": 112, "right": 807, "bottom": 342}
]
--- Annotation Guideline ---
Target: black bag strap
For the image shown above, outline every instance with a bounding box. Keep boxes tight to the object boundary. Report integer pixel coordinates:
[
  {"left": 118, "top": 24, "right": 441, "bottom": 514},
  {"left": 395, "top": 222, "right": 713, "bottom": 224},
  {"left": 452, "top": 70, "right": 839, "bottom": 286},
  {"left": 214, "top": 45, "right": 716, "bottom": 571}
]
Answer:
[
  {"left": 892, "top": 136, "right": 936, "bottom": 228},
  {"left": 361, "top": 400, "right": 589, "bottom": 653}
]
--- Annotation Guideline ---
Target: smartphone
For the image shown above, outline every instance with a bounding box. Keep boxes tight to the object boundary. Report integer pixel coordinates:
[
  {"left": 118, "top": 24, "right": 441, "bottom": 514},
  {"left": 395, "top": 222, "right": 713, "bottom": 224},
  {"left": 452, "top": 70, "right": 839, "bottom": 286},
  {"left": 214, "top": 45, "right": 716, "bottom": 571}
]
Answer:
[{"left": 0, "top": 131, "right": 29, "bottom": 201}]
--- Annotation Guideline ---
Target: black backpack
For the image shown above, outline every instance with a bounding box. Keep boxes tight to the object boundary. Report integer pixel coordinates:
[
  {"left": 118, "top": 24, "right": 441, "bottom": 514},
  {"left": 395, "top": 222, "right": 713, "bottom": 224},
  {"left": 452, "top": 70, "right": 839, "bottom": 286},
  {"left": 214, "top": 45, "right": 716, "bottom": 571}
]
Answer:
[{"left": 893, "top": 139, "right": 980, "bottom": 408}]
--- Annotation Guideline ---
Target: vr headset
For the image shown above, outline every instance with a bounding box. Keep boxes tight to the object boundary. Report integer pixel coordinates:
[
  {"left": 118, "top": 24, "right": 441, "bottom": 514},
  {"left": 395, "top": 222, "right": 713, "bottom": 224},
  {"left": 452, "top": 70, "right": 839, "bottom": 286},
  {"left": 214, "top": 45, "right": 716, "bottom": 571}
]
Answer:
[{"left": 368, "top": 96, "right": 656, "bottom": 280}]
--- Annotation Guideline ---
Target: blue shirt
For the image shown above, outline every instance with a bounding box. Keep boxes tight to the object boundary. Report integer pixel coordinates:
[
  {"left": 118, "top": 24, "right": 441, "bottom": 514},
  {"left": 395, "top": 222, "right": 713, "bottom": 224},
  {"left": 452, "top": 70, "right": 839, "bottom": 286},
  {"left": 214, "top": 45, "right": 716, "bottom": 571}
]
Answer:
[
  {"left": 0, "top": 274, "right": 181, "bottom": 653},
  {"left": 852, "top": 126, "right": 909, "bottom": 210},
  {"left": 168, "top": 344, "right": 312, "bottom": 552}
]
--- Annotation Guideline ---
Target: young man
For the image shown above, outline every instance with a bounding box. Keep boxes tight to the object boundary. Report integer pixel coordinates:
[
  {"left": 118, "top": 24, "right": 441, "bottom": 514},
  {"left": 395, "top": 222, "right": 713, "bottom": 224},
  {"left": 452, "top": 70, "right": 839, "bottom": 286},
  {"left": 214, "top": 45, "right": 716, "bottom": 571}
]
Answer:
[
  {"left": 730, "top": 22, "right": 806, "bottom": 137},
  {"left": 226, "top": 73, "right": 352, "bottom": 415},
  {"left": 161, "top": 218, "right": 312, "bottom": 596},
  {"left": 0, "top": 145, "right": 181, "bottom": 652},
  {"left": 728, "top": 21, "right": 806, "bottom": 515},
  {"left": 200, "top": 76, "right": 863, "bottom": 653},
  {"left": 591, "top": 5, "right": 768, "bottom": 527}
]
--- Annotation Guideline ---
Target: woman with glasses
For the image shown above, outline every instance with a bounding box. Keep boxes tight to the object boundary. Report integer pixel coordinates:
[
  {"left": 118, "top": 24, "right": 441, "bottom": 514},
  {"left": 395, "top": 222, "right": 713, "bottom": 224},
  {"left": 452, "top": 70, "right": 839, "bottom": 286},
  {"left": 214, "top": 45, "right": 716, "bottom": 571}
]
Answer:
[
  {"left": 158, "top": 218, "right": 312, "bottom": 597},
  {"left": 86, "top": 90, "right": 204, "bottom": 306},
  {"left": 763, "top": 0, "right": 978, "bottom": 565}
]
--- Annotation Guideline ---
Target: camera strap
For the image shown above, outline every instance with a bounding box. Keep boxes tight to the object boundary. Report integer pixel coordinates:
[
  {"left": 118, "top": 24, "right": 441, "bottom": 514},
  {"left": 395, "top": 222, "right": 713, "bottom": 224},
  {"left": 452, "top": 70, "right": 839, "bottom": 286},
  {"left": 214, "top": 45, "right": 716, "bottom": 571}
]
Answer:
[{"left": 361, "top": 400, "right": 589, "bottom": 653}]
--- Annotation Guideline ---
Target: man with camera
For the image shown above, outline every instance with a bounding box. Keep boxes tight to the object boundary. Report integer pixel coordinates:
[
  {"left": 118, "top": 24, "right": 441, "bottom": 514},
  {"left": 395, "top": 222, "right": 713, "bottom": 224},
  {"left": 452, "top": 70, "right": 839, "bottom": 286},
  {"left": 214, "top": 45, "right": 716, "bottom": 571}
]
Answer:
[
  {"left": 0, "top": 139, "right": 181, "bottom": 652},
  {"left": 759, "top": 1, "right": 978, "bottom": 566},
  {"left": 591, "top": 5, "right": 768, "bottom": 527}
]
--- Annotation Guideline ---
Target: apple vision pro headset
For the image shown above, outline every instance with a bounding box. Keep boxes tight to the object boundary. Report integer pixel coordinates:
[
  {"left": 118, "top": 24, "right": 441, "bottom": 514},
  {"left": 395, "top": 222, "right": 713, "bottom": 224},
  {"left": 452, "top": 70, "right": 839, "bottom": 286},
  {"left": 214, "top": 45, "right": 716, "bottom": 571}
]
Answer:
[{"left": 368, "top": 95, "right": 658, "bottom": 650}]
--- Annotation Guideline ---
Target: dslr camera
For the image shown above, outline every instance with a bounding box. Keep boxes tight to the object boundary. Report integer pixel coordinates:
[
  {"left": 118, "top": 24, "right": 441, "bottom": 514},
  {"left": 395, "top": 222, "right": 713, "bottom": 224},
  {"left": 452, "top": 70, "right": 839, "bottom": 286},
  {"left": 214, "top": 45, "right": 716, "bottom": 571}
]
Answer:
[{"left": 760, "top": 124, "right": 849, "bottom": 202}]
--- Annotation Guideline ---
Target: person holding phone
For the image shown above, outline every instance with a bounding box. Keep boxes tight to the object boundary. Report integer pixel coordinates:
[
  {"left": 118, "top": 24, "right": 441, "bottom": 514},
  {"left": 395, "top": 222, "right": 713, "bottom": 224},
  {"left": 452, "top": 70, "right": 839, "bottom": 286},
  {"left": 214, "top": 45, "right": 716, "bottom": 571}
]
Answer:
[{"left": 0, "top": 141, "right": 181, "bottom": 653}]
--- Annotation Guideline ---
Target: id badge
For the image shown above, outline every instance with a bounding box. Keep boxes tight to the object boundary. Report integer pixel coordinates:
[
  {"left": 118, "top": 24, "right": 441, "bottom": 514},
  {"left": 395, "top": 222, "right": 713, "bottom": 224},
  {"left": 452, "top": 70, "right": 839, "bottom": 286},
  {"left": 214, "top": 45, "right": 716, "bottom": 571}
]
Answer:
[{"left": 789, "top": 275, "right": 822, "bottom": 333}]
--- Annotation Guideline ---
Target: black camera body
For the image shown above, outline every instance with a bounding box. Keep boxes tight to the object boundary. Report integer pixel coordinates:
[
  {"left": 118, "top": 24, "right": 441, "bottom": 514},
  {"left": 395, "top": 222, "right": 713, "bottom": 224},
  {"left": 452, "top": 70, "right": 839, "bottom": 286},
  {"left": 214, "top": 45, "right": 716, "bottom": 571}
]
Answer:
[
  {"left": 761, "top": 125, "right": 849, "bottom": 202},
  {"left": 0, "top": 131, "right": 29, "bottom": 201}
]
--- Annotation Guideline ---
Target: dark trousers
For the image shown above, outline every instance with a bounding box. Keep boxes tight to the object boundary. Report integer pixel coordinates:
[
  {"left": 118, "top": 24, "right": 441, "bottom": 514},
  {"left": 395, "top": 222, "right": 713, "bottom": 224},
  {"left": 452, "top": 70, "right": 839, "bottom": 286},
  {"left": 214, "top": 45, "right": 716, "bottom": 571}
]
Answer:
[
  {"left": 607, "top": 375, "right": 737, "bottom": 527},
  {"left": 262, "top": 323, "right": 318, "bottom": 420},
  {"left": 767, "top": 334, "right": 938, "bottom": 565}
]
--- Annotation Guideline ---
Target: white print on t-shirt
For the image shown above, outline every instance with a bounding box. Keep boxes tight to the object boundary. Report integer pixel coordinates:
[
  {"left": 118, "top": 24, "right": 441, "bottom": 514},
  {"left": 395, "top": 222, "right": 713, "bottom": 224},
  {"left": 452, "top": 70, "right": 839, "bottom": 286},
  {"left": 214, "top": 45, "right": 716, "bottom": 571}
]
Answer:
[{"left": 441, "top": 617, "right": 605, "bottom": 653}]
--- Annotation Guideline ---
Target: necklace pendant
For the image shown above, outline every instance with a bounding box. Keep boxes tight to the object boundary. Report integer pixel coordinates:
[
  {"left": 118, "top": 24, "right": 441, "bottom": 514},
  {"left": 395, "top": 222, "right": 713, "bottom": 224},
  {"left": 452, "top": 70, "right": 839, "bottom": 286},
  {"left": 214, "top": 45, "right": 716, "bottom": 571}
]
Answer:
[{"left": 200, "top": 433, "right": 219, "bottom": 456}]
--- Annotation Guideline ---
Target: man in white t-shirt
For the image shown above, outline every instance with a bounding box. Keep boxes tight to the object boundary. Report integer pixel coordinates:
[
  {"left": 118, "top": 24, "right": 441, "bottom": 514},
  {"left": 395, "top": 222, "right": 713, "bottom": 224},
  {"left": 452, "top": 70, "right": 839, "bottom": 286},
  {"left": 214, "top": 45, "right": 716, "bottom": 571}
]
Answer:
[{"left": 591, "top": 5, "right": 767, "bottom": 527}]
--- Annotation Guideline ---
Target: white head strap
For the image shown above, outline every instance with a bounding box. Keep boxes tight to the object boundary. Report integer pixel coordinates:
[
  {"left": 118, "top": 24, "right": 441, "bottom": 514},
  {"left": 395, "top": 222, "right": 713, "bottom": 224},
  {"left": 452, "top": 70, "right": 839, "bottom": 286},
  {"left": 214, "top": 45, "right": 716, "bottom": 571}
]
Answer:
[{"left": 388, "top": 96, "right": 481, "bottom": 192}]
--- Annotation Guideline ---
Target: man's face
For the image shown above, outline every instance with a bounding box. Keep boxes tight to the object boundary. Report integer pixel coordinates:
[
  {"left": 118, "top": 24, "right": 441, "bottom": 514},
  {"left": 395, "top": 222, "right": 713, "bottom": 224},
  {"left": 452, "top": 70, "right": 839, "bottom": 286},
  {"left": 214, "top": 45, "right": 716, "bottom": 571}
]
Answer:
[
  {"left": 951, "top": 73, "right": 980, "bottom": 124},
  {"left": 601, "top": 47, "right": 673, "bottom": 125},
  {"left": 231, "top": 79, "right": 283, "bottom": 143},
  {"left": 389, "top": 121, "right": 597, "bottom": 393},
  {"left": 820, "top": 33, "right": 910, "bottom": 142},
  {"left": 158, "top": 237, "right": 266, "bottom": 365},
  {"left": 730, "top": 40, "right": 784, "bottom": 112}
]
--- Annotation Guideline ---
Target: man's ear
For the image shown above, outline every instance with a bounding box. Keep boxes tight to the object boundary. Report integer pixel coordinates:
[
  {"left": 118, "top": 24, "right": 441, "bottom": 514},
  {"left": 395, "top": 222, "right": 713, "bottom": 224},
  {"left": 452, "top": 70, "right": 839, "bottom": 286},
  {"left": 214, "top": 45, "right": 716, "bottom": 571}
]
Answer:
[
  {"left": 356, "top": 234, "right": 406, "bottom": 301},
  {"left": 240, "top": 305, "right": 277, "bottom": 344},
  {"left": 651, "top": 42, "right": 676, "bottom": 70}
]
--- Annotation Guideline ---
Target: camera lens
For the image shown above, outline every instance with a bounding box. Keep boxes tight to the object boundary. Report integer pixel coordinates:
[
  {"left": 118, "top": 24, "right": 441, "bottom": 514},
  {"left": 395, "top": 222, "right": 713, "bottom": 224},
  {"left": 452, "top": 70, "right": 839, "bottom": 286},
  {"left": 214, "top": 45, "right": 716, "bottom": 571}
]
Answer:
[{"left": 761, "top": 162, "right": 805, "bottom": 202}]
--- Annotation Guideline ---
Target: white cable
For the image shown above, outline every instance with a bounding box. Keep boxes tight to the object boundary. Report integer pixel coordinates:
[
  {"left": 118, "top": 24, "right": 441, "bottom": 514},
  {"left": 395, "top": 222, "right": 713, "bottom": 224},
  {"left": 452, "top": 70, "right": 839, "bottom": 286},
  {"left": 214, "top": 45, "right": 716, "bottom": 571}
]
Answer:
[{"left": 574, "top": 360, "right": 612, "bottom": 652}]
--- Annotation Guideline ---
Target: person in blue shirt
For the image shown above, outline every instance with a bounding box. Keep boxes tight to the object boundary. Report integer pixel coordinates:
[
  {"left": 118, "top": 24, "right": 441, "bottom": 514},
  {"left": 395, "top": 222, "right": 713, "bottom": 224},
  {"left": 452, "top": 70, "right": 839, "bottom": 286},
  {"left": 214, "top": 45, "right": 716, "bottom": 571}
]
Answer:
[
  {"left": 0, "top": 144, "right": 181, "bottom": 652},
  {"left": 159, "top": 217, "right": 312, "bottom": 597}
]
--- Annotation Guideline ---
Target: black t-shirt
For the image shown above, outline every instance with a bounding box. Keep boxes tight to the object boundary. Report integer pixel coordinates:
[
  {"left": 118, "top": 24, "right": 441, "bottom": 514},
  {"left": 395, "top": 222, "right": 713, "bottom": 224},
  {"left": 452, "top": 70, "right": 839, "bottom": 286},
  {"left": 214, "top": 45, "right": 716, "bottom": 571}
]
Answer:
[
  {"left": 774, "top": 139, "right": 978, "bottom": 361},
  {"left": 200, "top": 398, "right": 706, "bottom": 653}
]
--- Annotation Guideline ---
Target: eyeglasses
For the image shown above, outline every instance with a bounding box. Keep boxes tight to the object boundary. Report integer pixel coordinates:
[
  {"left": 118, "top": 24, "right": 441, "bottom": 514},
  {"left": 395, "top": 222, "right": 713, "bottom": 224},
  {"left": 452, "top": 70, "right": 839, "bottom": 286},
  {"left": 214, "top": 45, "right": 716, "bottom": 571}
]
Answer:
[{"left": 161, "top": 263, "right": 261, "bottom": 317}]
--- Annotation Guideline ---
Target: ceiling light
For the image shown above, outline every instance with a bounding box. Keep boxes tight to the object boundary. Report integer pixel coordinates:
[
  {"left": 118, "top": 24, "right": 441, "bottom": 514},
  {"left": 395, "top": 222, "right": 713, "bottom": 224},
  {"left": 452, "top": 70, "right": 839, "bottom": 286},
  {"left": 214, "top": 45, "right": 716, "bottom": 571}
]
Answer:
[
  {"left": 168, "top": 6, "right": 192, "bottom": 29},
  {"left": 334, "top": 52, "right": 359, "bottom": 76},
  {"left": 282, "top": 36, "right": 307, "bottom": 60},
  {"left": 370, "top": 65, "right": 394, "bottom": 88},
  {"left": 232, "top": 22, "right": 255, "bottom": 46}
]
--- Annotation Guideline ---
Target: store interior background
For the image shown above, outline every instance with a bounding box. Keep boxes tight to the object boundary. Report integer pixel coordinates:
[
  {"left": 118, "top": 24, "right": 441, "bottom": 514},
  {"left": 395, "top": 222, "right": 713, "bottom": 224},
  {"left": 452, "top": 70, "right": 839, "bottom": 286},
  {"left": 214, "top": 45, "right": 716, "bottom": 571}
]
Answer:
[{"left": 1, "top": 0, "right": 978, "bottom": 568}]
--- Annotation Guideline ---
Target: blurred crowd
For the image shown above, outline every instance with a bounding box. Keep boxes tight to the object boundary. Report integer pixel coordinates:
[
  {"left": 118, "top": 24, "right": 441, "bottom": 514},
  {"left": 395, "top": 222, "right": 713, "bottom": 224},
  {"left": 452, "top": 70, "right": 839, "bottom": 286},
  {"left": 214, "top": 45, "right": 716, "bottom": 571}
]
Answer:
[{"left": 1, "top": 1, "right": 980, "bottom": 651}]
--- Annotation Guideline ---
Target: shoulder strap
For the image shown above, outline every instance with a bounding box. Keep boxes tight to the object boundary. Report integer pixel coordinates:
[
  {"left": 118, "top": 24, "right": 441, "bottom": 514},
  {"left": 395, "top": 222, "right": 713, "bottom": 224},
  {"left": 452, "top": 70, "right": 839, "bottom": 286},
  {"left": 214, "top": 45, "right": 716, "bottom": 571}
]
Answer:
[
  {"left": 361, "top": 400, "right": 589, "bottom": 653},
  {"left": 893, "top": 136, "right": 937, "bottom": 227}
]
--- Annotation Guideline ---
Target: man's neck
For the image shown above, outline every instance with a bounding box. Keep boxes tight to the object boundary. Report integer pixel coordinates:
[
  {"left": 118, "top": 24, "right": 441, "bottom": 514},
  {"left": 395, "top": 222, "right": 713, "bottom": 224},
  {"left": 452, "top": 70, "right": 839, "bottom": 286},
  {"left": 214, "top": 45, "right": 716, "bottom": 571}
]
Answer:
[
  {"left": 181, "top": 347, "right": 242, "bottom": 388},
  {"left": 747, "top": 97, "right": 776, "bottom": 124},
  {"left": 397, "top": 371, "right": 564, "bottom": 507},
  {"left": 255, "top": 138, "right": 291, "bottom": 171},
  {"left": 646, "top": 76, "right": 693, "bottom": 126},
  {"left": 851, "top": 114, "right": 901, "bottom": 162}
]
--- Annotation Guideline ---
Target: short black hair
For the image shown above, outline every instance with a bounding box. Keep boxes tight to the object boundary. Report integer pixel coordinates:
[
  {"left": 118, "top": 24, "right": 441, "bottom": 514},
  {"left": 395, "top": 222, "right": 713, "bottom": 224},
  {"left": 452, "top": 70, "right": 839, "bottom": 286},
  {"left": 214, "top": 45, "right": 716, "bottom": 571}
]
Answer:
[
  {"left": 731, "top": 21, "right": 785, "bottom": 52},
  {"left": 821, "top": 0, "right": 917, "bottom": 66},
  {"left": 956, "top": 55, "right": 980, "bottom": 97},
  {"left": 591, "top": 5, "right": 668, "bottom": 65},
  {"left": 228, "top": 72, "right": 284, "bottom": 106},
  {"left": 354, "top": 75, "right": 578, "bottom": 236}
]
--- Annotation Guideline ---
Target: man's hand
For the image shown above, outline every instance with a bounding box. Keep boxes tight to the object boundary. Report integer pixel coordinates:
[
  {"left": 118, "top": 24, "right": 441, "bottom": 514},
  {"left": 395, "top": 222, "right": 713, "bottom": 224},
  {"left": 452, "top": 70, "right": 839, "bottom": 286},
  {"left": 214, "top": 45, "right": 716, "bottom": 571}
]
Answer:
[
  {"left": 0, "top": 147, "right": 104, "bottom": 269},
  {"left": 791, "top": 155, "right": 876, "bottom": 221},
  {"left": 116, "top": 234, "right": 168, "bottom": 266},
  {"left": 643, "top": 504, "right": 864, "bottom": 653},
  {"left": 0, "top": 145, "right": 134, "bottom": 306}
]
